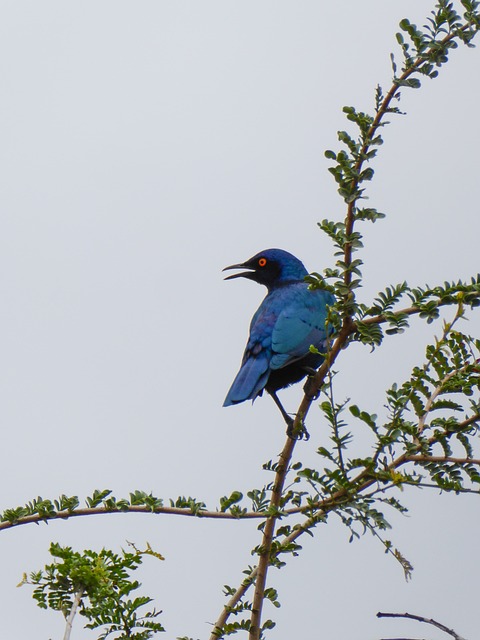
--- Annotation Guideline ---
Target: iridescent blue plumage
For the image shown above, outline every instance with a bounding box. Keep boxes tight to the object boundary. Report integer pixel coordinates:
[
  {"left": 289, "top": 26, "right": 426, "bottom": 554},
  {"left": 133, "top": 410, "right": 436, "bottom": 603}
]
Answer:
[{"left": 223, "top": 249, "right": 334, "bottom": 436}]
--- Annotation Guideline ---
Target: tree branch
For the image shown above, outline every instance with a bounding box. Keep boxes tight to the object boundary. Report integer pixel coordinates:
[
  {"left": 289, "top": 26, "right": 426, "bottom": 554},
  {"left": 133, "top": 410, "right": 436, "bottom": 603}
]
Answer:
[
  {"left": 406, "top": 456, "right": 480, "bottom": 465},
  {"left": 206, "top": 403, "right": 480, "bottom": 636},
  {"left": 361, "top": 295, "right": 480, "bottom": 327},
  {"left": 210, "top": 11, "right": 480, "bottom": 637},
  {"left": 63, "top": 588, "right": 84, "bottom": 640},
  {"left": 0, "top": 503, "right": 267, "bottom": 533},
  {"left": 294, "top": 17, "right": 480, "bottom": 429},
  {"left": 209, "top": 568, "right": 257, "bottom": 640},
  {"left": 377, "top": 611, "right": 467, "bottom": 640},
  {"left": 249, "top": 437, "right": 296, "bottom": 640}
]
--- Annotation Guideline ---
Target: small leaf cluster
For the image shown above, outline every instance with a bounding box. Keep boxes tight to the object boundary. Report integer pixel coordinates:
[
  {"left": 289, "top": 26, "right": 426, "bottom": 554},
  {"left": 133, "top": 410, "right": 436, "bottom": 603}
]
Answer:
[
  {"left": 72, "top": 489, "right": 164, "bottom": 514},
  {"left": 407, "top": 277, "right": 480, "bottom": 313},
  {"left": 324, "top": 108, "right": 380, "bottom": 204},
  {"left": 353, "top": 277, "right": 480, "bottom": 348},
  {"left": 169, "top": 496, "right": 207, "bottom": 514},
  {"left": 214, "top": 578, "right": 277, "bottom": 640},
  {"left": 1, "top": 494, "right": 79, "bottom": 526},
  {"left": 24, "top": 542, "right": 164, "bottom": 638},
  {"left": 394, "top": 0, "right": 480, "bottom": 81},
  {"left": 219, "top": 491, "right": 245, "bottom": 516}
]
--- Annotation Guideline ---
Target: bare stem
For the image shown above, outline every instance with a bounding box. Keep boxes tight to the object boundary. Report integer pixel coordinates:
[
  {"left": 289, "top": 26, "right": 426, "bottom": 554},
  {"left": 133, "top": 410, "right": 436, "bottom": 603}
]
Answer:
[
  {"left": 377, "top": 611, "right": 467, "bottom": 640},
  {"left": 406, "top": 455, "right": 480, "bottom": 465},
  {"left": 63, "top": 588, "right": 84, "bottom": 640}
]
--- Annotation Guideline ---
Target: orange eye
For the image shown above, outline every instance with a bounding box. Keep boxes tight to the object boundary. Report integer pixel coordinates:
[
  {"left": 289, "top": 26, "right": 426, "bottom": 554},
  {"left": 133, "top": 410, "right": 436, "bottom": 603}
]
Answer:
[{"left": 258, "top": 258, "right": 267, "bottom": 267}]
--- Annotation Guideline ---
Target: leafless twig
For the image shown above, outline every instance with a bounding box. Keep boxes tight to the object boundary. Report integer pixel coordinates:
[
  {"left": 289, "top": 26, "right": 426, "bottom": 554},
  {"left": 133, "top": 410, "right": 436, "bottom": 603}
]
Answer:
[
  {"left": 377, "top": 611, "right": 467, "bottom": 640},
  {"left": 63, "top": 588, "right": 85, "bottom": 640}
]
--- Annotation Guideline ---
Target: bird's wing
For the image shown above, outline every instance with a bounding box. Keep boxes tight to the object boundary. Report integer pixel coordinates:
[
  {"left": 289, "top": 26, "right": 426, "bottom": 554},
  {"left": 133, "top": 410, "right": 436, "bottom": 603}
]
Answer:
[{"left": 270, "top": 289, "right": 333, "bottom": 370}]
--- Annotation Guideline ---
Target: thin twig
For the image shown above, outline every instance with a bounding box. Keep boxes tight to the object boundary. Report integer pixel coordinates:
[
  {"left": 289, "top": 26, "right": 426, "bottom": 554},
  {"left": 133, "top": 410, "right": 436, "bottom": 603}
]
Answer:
[
  {"left": 406, "top": 456, "right": 480, "bottom": 465},
  {"left": 416, "top": 308, "right": 465, "bottom": 436},
  {"left": 326, "top": 370, "right": 347, "bottom": 476},
  {"left": 379, "top": 637, "right": 427, "bottom": 640},
  {"left": 63, "top": 588, "right": 84, "bottom": 640},
  {"left": 377, "top": 611, "right": 467, "bottom": 640},
  {"left": 209, "top": 568, "right": 257, "bottom": 640}
]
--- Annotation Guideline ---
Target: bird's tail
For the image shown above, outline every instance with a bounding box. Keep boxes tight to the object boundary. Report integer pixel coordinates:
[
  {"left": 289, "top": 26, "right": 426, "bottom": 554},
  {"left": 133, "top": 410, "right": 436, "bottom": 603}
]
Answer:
[{"left": 223, "top": 354, "right": 269, "bottom": 406}]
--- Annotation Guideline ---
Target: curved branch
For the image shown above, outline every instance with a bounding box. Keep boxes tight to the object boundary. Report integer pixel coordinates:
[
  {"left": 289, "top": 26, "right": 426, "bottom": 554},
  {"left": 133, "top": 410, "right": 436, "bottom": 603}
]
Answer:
[
  {"left": 377, "top": 611, "right": 467, "bottom": 640},
  {"left": 0, "top": 503, "right": 267, "bottom": 533}
]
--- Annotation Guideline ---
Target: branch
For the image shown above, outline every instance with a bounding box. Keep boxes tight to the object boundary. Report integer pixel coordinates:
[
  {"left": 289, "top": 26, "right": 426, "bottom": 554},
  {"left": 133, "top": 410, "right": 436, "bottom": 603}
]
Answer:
[
  {"left": 7, "top": 411, "right": 478, "bottom": 538},
  {"left": 361, "top": 295, "right": 480, "bottom": 327},
  {"left": 209, "top": 568, "right": 257, "bottom": 640},
  {"left": 208, "top": 403, "right": 480, "bottom": 636},
  {"left": 292, "top": 320, "right": 353, "bottom": 435},
  {"left": 377, "top": 611, "right": 467, "bottom": 640},
  {"left": 0, "top": 503, "right": 267, "bottom": 533},
  {"left": 406, "top": 456, "right": 480, "bottom": 465},
  {"left": 297, "top": 17, "right": 480, "bottom": 426},
  {"left": 249, "top": 437, "right": 296, "bottom": 640},
  {"left": 418, "top": 371, "right": 459, "bottom": 436},
  {"left": 342, "top": 17, "right": 479, "bottom": 295},
  {"left": 208, "top": 438, "right": 298, "bottom": 640},
  {"left": 270, "top": 411, "right": 480, "bottom": 556},
  {"left": 7, "top": 407, "right": 475, "bottom": 537},
  {"left": 63, "top": 588, "right": 84, "bottom": 640}
]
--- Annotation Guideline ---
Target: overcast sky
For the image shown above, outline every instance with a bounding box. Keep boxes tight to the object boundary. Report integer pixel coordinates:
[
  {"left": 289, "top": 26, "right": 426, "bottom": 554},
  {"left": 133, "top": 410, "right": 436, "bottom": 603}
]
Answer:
[{"left": 0, "top": 2, "right": 479, "bottom": 639}]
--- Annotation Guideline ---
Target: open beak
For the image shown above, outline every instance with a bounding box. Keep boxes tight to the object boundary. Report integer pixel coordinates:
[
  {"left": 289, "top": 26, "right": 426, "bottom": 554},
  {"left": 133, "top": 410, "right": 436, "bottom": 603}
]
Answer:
[{"left": 222, "top": 262, "right": 255, "bottom": 281}]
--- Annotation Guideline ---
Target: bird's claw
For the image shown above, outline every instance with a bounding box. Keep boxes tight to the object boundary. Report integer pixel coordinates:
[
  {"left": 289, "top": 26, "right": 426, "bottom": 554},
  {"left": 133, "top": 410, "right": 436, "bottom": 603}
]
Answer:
[
  {"left": 286, "top": 417, "right": 310, "bottom": 441},
  {"left": 268, "top": 390, "right": 310, "bottom": 440}
]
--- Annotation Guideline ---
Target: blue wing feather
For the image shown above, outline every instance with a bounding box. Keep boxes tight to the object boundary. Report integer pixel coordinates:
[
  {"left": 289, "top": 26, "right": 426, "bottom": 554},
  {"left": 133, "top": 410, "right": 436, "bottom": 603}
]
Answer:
[
  {"left": 224, "top": 284, "right": 334, "bottom": 405},
  {"left": 270, "top": 289, "right": 333, "bottom": 369},
  {"left": 223, "top": 349, "right": 270, "bottom": 405}
]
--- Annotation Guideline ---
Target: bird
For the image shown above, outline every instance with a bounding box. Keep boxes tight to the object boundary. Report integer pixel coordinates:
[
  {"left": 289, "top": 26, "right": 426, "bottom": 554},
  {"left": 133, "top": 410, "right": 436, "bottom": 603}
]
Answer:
[{"left": 223, "top": 248, "right": 335, "bottom": 439}]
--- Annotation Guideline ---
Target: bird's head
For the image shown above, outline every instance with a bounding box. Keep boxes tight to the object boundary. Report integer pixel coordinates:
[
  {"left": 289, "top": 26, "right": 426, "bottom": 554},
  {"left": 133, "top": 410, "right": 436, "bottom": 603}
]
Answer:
[{"left": 223, "top": 248, "right": 308, "bottom": 290}]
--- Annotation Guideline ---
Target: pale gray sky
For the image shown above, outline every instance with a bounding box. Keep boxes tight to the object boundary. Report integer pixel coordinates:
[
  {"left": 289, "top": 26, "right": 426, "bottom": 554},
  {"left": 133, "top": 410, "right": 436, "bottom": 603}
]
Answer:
[{"left": 0, "top": 2, "right": 479, "bottom": 639}]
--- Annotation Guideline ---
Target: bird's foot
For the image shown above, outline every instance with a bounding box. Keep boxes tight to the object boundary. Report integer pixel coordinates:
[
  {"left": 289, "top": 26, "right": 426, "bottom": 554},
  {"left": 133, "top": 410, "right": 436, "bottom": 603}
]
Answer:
[
  {"left": 286, "top": 416, "right": 310, "bottom": 441},
  {"left": 303, "top": 376, "right": 319, "bottom": 401},
  {"left": 269, "top": 390, "right": 310, "bottom": 441}
]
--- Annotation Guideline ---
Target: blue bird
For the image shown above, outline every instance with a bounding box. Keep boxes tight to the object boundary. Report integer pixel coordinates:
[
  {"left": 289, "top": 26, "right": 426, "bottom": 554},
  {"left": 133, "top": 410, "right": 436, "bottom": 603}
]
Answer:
[{"left": 223, "top": 248, "right": 335, "bottom": 439}]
